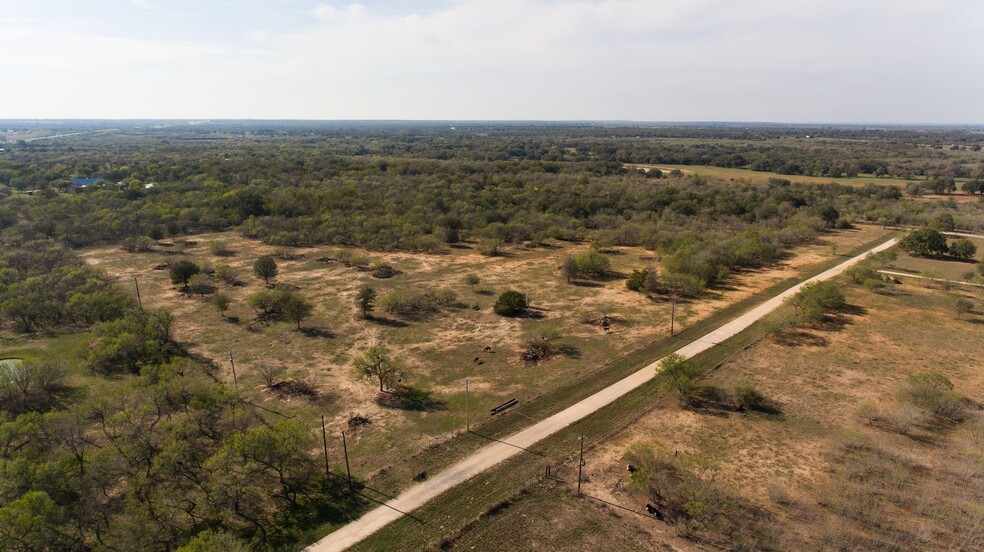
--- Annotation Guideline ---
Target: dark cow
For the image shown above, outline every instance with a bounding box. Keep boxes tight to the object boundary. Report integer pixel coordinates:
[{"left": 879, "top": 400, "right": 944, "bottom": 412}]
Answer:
[
  {"left": 483, "top": 346, "right": 493, "bottom": 353},
  {"left": 626, "top": 464, "right": 637, "bottom": 474},
  {"left": 644, "top": 504, "right": 663, "bottom": 520}
]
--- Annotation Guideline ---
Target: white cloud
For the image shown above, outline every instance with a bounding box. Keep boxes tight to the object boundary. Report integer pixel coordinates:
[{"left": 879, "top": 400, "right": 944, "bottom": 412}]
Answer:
[{"left": 1, "top": 0, "right": 982, "bottom": 121}]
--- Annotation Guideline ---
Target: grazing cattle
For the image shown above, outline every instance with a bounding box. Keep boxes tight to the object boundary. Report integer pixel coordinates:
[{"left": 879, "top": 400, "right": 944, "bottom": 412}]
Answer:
[
  {"left": 626, "top": 464, "right": 637, "bottom": 474},
  {"left": 473, "top": 357, "right": 481, "bottom": 363},
  {"left": 483, "top": 346, "right": 493, "bottom": 352},
  {"left": 644, "top": 504, "right": 663, "bottom": 519}
]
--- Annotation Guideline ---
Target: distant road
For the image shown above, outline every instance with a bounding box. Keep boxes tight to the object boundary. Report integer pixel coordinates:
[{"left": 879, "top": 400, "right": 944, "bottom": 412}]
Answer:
[
  {"left": 307, "top": 236, "right": 899, "bottom": 552},
  {"left": 22, "top": 128, "right": 120, "bottom": 142},
  {"left": 878, "top": 269, "right": 984, "bottom": 288}
]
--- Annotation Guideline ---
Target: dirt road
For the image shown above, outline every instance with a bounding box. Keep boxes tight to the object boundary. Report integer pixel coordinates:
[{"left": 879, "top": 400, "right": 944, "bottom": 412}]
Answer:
[{"left": 307, "top": 237, "right": 899, "bottom": 552}]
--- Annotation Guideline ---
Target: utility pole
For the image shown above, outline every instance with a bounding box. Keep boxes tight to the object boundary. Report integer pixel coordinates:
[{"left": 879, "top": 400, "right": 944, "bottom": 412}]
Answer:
[
  {"left": 133, "top": 277, "right": 142, "bottom": 310},
  {"left": 465, "top": 377, "right": 470, "bottom": 432},
  {"left": 321, "top": 415, "right": 331, "bottom": 483},
  {"left": 670, "top": 298, "right": 676, "bottom": 336},
  {"left": 342, "top": 431, "right": 353, "bottom": 491},
  {"left": 229, "top": 351, "right": 239, "bottom": 399},
  {"left": 577, "top": 435, "right": 585, "bottom": 494}
]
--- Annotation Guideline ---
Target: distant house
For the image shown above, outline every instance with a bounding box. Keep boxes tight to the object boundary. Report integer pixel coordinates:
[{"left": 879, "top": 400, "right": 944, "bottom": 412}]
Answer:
[{"left": 71, "top": 177, "right": 106, "bottom": 188}]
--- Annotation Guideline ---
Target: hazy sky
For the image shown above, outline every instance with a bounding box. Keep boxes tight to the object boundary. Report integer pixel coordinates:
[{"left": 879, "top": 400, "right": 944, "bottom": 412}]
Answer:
[{"left": 2, "top": 0, "right": 982, "bottom": 122}]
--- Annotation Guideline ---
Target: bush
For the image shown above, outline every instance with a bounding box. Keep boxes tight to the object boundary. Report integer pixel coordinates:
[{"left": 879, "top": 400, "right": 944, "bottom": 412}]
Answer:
[
  {"left": 208, "top": 240, "right": 234, "bottom": 256},
  {"left": 493, "top": 290, "right": 528, "bottom": 316},
  {"left": 898, "top": 372, "right": 964, "bottom": 421},
  {"left": 371, "top": 263, "right": 398, "bottom": 279},
  {"left": 379, "top": 289, "right": 457, "bottom": 317},
  {"left": 899, "top": 228, "right": 948, "bottom": 257},
  {"left": 787, "top": 281, "right": 846, "bottom": 323},
  {"left": 949, "top": 238, "right": 977, "bottom": 260},
  {"left": 0, "top": 359, "right": 67, "bottom": 414},
  {"left": 169, "top": 260, "right": 200, "bottom": 287},
  {"left": 462, "top": 273, "right": 480, "bottom": 286},
  {"left": 645, "top": 271, "right": 706, "bottom": 298},
  {"left": 845, "top": 263, "right": 878, "bottom": 284},
  {"left": 335, "top": 249, "right": 371, "bottom": 268},
  {"left": 625, "top": 268, "right": 649, "bottom": 292},
  {"left": 214, "top": 263, "right": 242, "bottom": 286},
  {"left": 253, "top": 255, "right": 278, "bottom": 284},
  {"left": 955, "top": 298, "right": 974, "bottom": 318},
  {"left": 476, "top": 238, "right": 503, "bottom": 257},
  {"left": 733, "top": 385, "right": 773, "bottom": 412},
  {"left": 122, "top": 236, "right": 154, "bottom": 253},
  {"left": 572, "top": 249, "right": 610, "bottom": 279}
]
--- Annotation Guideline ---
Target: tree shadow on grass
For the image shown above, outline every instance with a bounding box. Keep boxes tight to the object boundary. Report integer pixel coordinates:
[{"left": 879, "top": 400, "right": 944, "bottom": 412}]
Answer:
[
  {"left": 300, "top": 327, "right": 336, "bottom": 339},
  {"left": 557, "top": 343, "right": 581, "bottom": 359},
  {"left": 774, "top": 330, "right": 830, "bottom": 348},
  {"left": 376, "top": 385, "right": 447, "bottom": 412},
  {"left": 367, "top": 316, "right": 409, "bottom": 328},
  {"left": 570, "top": 280, "right": 603, "bottom": 288}
]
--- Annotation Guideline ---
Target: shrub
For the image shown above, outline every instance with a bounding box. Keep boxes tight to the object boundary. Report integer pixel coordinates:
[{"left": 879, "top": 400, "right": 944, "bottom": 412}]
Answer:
[
  {"left": 379, "top": 289, "right": 457, "bottom": 317},
  {"left": 733, "top": 385, "right": 773, "bottom": 412},
  {"left": 253, "top": 255, "right": 278, "bottom": 284},
  {"left": 845, "top": 263, "right": 878, "bottom": 284},
  {"left": 462, "top": 273, "right": 480, "bottom": 286},
  {"left": 626, "top": 268, "right": 649, "bottom": 292},
  {"left": 645, "top": 272, "right": 706, "bottom": 298},
  {"left": 214, "top": 263, "right": 242, "bottom": 285},
  {"left": 0, "top": 359, "right": 67, "bottom": 414},
  {"left": 572, "top": 249, "right": 610, "bottom": 279},
  {"left": 949, "top": 238, "right": 977, "bottom": 260},
  {"left": 493, "top": 290, "right": 528, "bottom": 316},
  {"left": 334, "top": 249, "right": 371, "bottom": 268},
  {"left": 371, "top": 263, "right": 398, "bottom": 279},
  {"left": 898, "top": 228, "right": 948, "bottom": 257},
  {"left": 787, "top": 281, "right": 846, "bottom": 323},
  {"left": 212, "top": 292, "right": 232, "bottom": 316},
  {"left": 898, "top": 372, "right": 964, "bottom": 420},
  {"left": 955, "top": 298, "right": 974, "bottom": 318},
  {"left": 208, "top": 240, "right": 234, "bottom": 256},
  {"left": 122, "top": 236, "right": 154, "bottom": 253},
  {"left": 477, "top": 238, "right": 503, "bottom": 257},
  {"left": 169, "top": 259, "right": 200, "bottom": 287}
]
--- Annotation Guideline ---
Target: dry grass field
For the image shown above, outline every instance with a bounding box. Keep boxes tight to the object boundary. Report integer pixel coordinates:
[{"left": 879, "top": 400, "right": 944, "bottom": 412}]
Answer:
[
  {"left": 886, "top": 236, "right": 984, "bottom": 281},
  {"left": 450, "top": 270, "right": 984, "bottom": 551},
  {"left": 0, "top": 225, "right": 874, "bottom": 486}
]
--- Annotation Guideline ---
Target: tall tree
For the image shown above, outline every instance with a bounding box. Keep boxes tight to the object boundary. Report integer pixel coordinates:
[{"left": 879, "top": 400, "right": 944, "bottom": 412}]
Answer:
[
  {"left": 352, "top": 347, "right": 403, "bottom": 392},
  {"left": 253, "top": 255, "right": 278, "bottom": 285}
]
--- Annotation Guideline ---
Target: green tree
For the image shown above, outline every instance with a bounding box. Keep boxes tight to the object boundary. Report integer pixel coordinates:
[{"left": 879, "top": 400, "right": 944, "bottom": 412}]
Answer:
[
  {"left": 656, "top": 353, "right": 699, "bottom": 398},
  {"left": 212, "top": 292, "right": 232, "bottom": 317},
  {"left": 898, "top": 228, "right": 949, "bottom": 257},
  {"left": 572, "top": 249, "right": 610, "bottom": 279},
  {"left": 352, "top": 346, "right": 403, "bottom": 392},
  {"left": 560, "top": 255, "right": 579, "bottom": 283},
  {"left": 169, "top": 260, "right": 200, "bottom": 288},
  {"left": 356, "top": 285, "right": 377, "bottom": 318},
  {"left": 929, "top": 212, "right": 956, "bottom": 231},
  {"left": 949, "top": 238, "right": 977, "bottom": 260},
  {"left": 493, "top": 290, "right": 528, "bottom": 316},
  {"left": 253, "top": 255, "right": 278, "bottom": 285},
  {"left": 787, "top": 281, "right": 846, "bottom": 324},
  {"left": 281, "top": 293, "right": 313, "bottom": 330}
]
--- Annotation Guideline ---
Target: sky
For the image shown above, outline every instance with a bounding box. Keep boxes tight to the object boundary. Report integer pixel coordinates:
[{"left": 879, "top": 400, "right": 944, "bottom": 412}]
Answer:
[{"left": 1, "top": 0, "right": 982, "bottom": 123}]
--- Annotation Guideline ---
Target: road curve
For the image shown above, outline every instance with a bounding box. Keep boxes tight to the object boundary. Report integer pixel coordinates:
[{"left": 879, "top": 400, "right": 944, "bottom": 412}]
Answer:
[{"left": 307, "top": 236, "right": 899, "bottom": 552}]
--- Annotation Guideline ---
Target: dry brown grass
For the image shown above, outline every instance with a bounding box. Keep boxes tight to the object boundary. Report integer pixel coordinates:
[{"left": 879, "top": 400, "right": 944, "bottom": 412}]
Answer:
[
  {"left": 566, "top": 280, "right": 984, "bottom": 551},
  {"left": 73, "top": 225, "right": 891, "bottom": 484}
]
